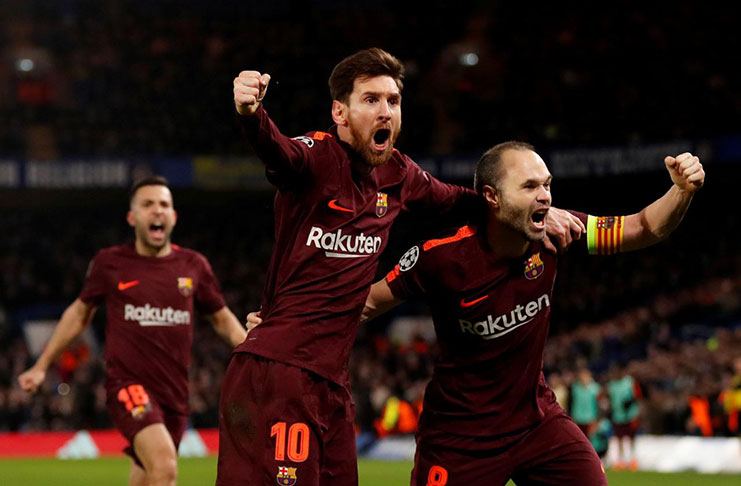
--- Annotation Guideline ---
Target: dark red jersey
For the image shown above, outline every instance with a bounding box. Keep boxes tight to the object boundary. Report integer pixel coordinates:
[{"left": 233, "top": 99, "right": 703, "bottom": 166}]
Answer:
[
  {"left": 79, "top": 243, "right": 225, "bottom": 414},
  {"left": 234, "top": 107, "right": 476, "bottom": 385},
  {"left": 386, "top": 212, "right": 589, "bottom": 438}
]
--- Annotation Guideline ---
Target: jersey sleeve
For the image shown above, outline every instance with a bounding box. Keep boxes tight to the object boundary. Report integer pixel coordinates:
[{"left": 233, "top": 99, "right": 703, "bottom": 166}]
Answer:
[
  {"left": 78, "top": 253, "right": 108, "bottom": 306},
  {"left": 384, "top": 245, "right": 428, "bottom": 300},
  {"left": 194, "top": 254, "right": 227, "bottom": 315},
  {"left": 238, "top": 106, "right": 314, "bottom": 187},
  {"left": 400, "top": 156, "right": 481, "bottom": 216}
]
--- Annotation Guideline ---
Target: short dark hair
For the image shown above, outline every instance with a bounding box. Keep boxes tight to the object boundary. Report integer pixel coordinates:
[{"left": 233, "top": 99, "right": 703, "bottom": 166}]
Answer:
[
  {"left": 474, "top": 141, "right": 535, "bottom": 194},
  {"left": 328, "top": 48, "right": 405, "bottom": 103},
  {"left": 129, "top": 175, "right": 170, "bottom": 203}
]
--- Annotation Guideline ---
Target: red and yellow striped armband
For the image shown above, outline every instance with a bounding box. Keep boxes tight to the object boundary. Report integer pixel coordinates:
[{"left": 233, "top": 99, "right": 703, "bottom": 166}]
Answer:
[{"left": 587, "top": 215, "right": 625, "bottom": 255}]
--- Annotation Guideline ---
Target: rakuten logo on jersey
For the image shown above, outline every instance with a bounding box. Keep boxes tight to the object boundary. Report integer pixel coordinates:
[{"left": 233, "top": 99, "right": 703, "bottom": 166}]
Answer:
[
  {"left": 124, "top": 304, "right": 191, "bottom": 327},
  {"left": 459, "top": 294, "right": 550, "bottom": 339},
  {"left": 306, "top": 226, "right": 382, "bottom": 258}
]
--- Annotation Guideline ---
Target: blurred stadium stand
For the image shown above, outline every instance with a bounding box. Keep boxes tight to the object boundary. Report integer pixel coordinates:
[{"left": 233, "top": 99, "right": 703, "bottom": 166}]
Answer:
[{"left": 1, "top": 0, "right": 740, "bottom": 455}]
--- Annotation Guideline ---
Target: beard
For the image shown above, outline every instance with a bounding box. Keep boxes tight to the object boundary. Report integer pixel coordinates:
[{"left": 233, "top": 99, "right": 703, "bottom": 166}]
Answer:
[
  {"left": 498, "top": 195, "right": 545, "bottom": 242},
  {"left": 348, "top": 118, "right": 400, "bottom": 167}
]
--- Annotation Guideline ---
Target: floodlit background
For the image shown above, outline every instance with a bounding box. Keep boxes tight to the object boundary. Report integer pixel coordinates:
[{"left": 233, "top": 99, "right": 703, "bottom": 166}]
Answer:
[{"left": 0, "top": 0, "right": 739, "bottom": 480}]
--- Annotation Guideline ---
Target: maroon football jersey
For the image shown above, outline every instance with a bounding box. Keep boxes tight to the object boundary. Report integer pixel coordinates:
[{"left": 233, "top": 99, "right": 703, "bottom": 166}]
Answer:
[
  {"left": 386, "top": 212, "right": 588, "bottom": 438},
  {"left": 79, "top": 243, "right": 226, "bottom": 414},
  {"left": 234, "top": 107, "right": 476, "bottom": 385}
]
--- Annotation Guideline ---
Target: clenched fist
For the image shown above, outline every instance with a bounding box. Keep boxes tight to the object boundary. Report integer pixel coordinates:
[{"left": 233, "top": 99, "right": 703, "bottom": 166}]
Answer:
[
  {"left": 664, "top": 152, "right": 704, "bottom": 193},
  {"left": 234, "top": 71, "right": 271, "bottom": 116},
  {"left": 18, "top": 366, "right": 46, "bottom": 394}
]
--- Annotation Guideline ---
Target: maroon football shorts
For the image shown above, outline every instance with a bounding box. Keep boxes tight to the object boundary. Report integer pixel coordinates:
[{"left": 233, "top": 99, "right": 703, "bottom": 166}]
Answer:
[
  {"left": 217, "top": 353, "right": 358, "bottom": 486},
  {"left": 412, "top": 410, "right": 606, "bottom": 486},
  {"left": 612, "top": 419, "right": 639, "bottom": 439},
  {"left": 106, "top": 380, "right": 187, "bottom": 466}
]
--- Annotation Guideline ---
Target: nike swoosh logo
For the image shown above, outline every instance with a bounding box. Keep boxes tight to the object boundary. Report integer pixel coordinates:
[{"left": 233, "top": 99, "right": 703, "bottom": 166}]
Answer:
[
  {"left": 118, "top": 280, "right": 140, "bottom": 291},
  {"left": 460, "top": 295, "right": 489, "bottom": 308},
  {"left": 328, "top": 199, "right": 353, "bottom": 213}
]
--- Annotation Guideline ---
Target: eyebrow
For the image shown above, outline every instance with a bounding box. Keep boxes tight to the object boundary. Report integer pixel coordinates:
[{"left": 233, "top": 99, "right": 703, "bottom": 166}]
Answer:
[
  {"left": 524, "top": 175, "right": 552, "bottom": 185},
  {"left": 362, "top": 90, "right": 401, "bottom": 99}
]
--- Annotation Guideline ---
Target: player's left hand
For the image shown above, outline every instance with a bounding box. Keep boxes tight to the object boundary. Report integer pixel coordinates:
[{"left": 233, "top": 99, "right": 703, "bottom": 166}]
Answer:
[
  {"left": 665, "top": 152, "right": 704, "bottom": 193},
  {"left": 245, "top": 310, "right": 263, "bottom": 335},
  {"left": 543, "top": 207, "right": 585, "bottom": 254}
]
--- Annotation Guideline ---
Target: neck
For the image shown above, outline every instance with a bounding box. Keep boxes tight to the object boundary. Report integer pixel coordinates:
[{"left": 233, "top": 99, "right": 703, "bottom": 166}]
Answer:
[
  {"left": 135, "top": 239, "right": 171, "bottom": 258},
  {"left": 485, "top": 213, "right": 530, "bottom": 258}
]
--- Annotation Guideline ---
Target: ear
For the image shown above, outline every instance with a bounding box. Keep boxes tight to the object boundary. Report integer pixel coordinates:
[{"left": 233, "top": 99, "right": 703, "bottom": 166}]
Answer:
[
  {"left": 126, "top": 210, "right": 135, "bottom": 227},
  {"left": 172, "top": 210, "right": 178, "bottom": 227},
  {"left": 482, "top": 185, "right": 500, "bottom": 208},
  {"left": 331, "top": 100, "right": 348, "bottom": 126}
]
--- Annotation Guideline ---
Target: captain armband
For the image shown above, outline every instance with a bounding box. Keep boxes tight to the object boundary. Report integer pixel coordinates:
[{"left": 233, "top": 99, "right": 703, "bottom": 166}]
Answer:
[{"left": 587, "top": 215, "right": 625, "bottom": 255}]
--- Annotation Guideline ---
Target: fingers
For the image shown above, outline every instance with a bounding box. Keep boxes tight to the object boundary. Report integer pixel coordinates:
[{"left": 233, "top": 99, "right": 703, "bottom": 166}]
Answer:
[
  {"left": 677, "top": 155, "right": 700, "bottom": 175},
  {"left": 234, "top": 70, "right": 271, "bottom": 115},
  {"left": 546, "top": 207, "right": 584, "bottom": 252},
  {"left": 666, "top": 152, "right": 704, "bottom": 191},
  {"left": 566, "top": 212, "right": 586, "bottom": 238},
  {"left": 555, "top": 227, "right": 572, "bottom": 251},
  {"left": 18, "top": 374, "right": 38, "bottom": 394},
  {"left": 684, "top": 160, "right": 705, "bottom": 188},
  {"left": 245, "top": 311, "right": 263, "bottom": 326}
]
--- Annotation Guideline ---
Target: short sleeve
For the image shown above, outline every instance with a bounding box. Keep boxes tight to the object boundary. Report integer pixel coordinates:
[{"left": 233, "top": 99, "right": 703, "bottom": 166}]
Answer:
[
  {"left": 194, "top": 254, "right": 227, "bottom": 315},
  {"left": 385, "top": 245, "right": 427, "bottom": 300},
  {"left": 78, "top": 254, "right": 108, "bottom": 306}
]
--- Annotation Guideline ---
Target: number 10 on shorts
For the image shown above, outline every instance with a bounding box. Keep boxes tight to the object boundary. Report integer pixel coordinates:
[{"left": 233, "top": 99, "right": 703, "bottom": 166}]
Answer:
[{"left": 271, "top": 422, "right": 310, "bottom": 462}]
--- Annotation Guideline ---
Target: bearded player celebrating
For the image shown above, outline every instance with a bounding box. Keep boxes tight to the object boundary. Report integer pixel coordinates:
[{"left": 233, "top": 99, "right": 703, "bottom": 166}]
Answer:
[
  {"left": 19, "top": 176, "right": 247, "bottom": 486},
  {"left": 221, "top": 49, "right": 584, "bottom": 485},
  {"left": 363, "top": 144, "right": 703, "bottom": 485}
]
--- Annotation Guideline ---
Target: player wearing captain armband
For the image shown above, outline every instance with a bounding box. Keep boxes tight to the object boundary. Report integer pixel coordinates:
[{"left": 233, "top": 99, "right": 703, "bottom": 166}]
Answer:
[
  {"left": 222, "top": 49, "right": 585, "bottom": 486},
  {"left": 361, "top": 143, "right": 704, "bottom": 486}
]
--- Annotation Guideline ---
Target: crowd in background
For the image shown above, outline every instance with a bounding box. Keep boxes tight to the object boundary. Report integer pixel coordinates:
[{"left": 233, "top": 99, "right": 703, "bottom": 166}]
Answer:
[{"left": 1, "top": 0, "right": 740, "bottom": 447}]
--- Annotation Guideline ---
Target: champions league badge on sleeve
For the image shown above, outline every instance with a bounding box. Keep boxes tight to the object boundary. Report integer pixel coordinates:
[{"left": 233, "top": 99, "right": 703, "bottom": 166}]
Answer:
[
  {"left": 399, "top": 246, "right": 420, "bottom": 272},
  {"left": 376, "top": 192, "right": 388, "bottom": 217},
  {"left": 524, "top": 252, "right": 544, "bottom": 280},
  {"left": 177, "top": 277, "right": 193, "bottom": 297},
  {"left": 276, "top": 466, "right": 298, "bottom": 486}
]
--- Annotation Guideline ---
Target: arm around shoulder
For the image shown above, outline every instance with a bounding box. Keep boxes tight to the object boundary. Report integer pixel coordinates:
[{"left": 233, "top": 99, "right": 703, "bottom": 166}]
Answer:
[{"left": 362, "top": 280, "right": 405, "bottom": 323}]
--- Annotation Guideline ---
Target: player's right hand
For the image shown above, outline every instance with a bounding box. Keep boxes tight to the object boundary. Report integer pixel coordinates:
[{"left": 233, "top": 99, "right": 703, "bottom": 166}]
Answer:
[
  {"left": 18, "top": 366, "right": 46, "bottom": 394},
  {"left": 234, "top": 71, "right": 271, "bottom": 116},
  {"left": 245, "top": 310, "right": 263, "bottom": 335}
]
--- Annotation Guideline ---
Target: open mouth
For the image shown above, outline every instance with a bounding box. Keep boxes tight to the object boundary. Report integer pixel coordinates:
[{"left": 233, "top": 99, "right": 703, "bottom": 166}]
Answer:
[
  {"left": 149, "top": 223, "right": 166, "bottom": 239},
  {"left": 531, "top": 209, "right": 549, "bottom": 229},
  {"left": 372, "top": 128, "right": 391, "bottom": 150}
]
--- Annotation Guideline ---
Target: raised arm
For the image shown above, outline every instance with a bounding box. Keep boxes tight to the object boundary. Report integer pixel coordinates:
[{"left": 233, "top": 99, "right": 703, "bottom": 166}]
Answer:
[
  {"left": 204, "top": 306, "right": 248, "bottom": 347},
  {"left": 18, "top": 298, "right": 96, "bottom": 394},
  {"left": 233, "top": 70, "right": 312, "bottom": 179},
  {"left": 362, "top": 279, "right": 405, "bottom": 323},
  {"left": 589, "top": 152, "right": 704, "bottom": 254}
]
